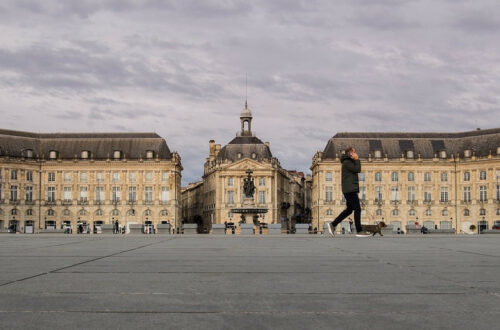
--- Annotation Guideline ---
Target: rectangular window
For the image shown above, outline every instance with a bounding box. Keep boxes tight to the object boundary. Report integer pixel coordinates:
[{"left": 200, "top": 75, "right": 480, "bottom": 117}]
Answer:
[
  {"left": 227, "top": 177, "right": 234, "bottom": 186},
  {"left": 375, "top": 172, "right": 382, "bottom": 182},
  {"left": 11, "top": 170, "right": 17, "bottom": 180},
  {"left": 359, "top": 186, "right": 366, "bottom": 201},
  {"left": 408, "top": 172, "right": 415, "bottom": 181},
  {"left": 497, "top": 169, "right": 500, "bottom": 180},
  {"left": 358, "top": 172, "right": 365, "bottom": 181},
  {"left": 64, "top": 187, "right": 72, "bottom": 201},
  {"left": 325, "top": 172, "right": 332, "bottom": 181},
  {"left": 259, "top": 178, "right": 265, "bottom": 186},
  {"left": 440, "top": 187, "right": 449, "bottom": 202},
  {"left": 112, "top": 187, "right": 121, "bottom": 202},
  {"left": 391, "top": 187, "right": 399, "bottom": 201},
  {"left": 96, "top": 172, "right": 104, "bottom": 182},
  {"left": 112, "top": 172, "right": 120, "bottom": 182},
  {"left": 479, "top": 171, "right": 487, "bottom": 180},
  {"left": 64, "top": 172, "right": 71, "bottom": 182},
  {"left": 145, "top": 187, "right": 153, "bottom": 201},
  {"left": 26, "top": 171, "right": 33, "bottom": 182},
  {"left": 325, "top": 186, "right": 333, "bottom": 202},
  {"left": 391, "top": 172, "right": 398, "bottom": 182},
  {"left": 10, "top": 185, "right": 18, "bottom": 201},
  {"left": 25, "top": 186, "right": 33, "bottom": 202},
  {"left": 161, "top": 187, "right": 169, "bottom": 201},
  {"left": 424, "top": 191, "right": 432, "bottom": 202},
  {"left": 129, "top": 172, "right": 136, "bottom": 183},
  {"left": 128, "top": 186, "right": 136, "bottom": 202},
  {"left": 463, "top": 187, "right": 471, "bottom": 202},
  {"left": 479, "top": 186, "right": 487, "bottom": 202},
  {"left": 145, "top": 172, "right": 153, "bottom": 182},
  {"left": 258, "top": 191, "right": 266, "bottom": 204},
  {"left": 424, "top": 172, "right": 431, "bottom": 182},
  {"left": 375, "top": 186, "right": 383, "bottom": 201},
  {"left": 79, "top": 187, "right": 88, "bottom": 202},
  {"left": 497, "top": 184, "right": 500, "bottom": 201},
  {"left": 96, "top": 187, "right": 104, "bottom": 201},
  {"left": 227, "top": 191, "right": 234, "bottom": 204},
  {"left": 162, "top": 172, "right": 169, "bottom": 181},
  {"left": 80, "top": 172, "right": 87, "bottom": 182},
  {"left": 47, "top": 187, "right": 55, "bottom": 202},
  {"left": 463, "top": 172, "right": 470, "bottom": 181},
  {"left": 441, "top": 172, "right": 448, "bottom": 182},
  {"left": 407, "top": 186, "right": 415, "bottom": 201},
  {"left": 48, "top": 172, "right": 55, "bottom": 182}
]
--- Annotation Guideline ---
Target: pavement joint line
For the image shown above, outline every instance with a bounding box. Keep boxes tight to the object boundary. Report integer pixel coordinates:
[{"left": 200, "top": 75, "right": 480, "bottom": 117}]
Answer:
[
  {"left": 0, "top": 237, "right": 177, "bottom": 288},
  {"left": 27, "top": 292, "right": 468, "bottom": 296}
]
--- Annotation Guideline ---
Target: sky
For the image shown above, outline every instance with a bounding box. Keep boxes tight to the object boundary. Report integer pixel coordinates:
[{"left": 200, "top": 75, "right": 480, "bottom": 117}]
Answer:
[{"left": 1, "top": 0, "right": 499, "bottom": 185}]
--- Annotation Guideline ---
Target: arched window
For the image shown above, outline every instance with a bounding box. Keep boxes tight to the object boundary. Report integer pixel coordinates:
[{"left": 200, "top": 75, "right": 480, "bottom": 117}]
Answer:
[
  {"left": 376, "top": 209, "right": 382, "bottom": 216},
  {"left": 79, "top": 210, "right": 87, "bottom": 216},
  {"left": 392, "top": 209, "right": 399, "bottom": 216},
  {"left": 128, "top": 209, "right": 136, "bottom": 216},
  {"left": 406, "top": 150, "right": 414, "bottom": 159},
  {"left": 374, "top": 150, "right": 382, "bottom": 159},
  {"left": 464, "top": 209, "right": 470, "bottom": 216},
  {"left": 49, "top": 150, "right": 57, "bottom": 159},
  {"left": 11, "top": 209, "right": 18, "bottom": 216},
  {"left": 161, "top": 210, "right": 168, "bottom": 217},
  {"left": 95, "top": 209, "right": 103, "bottom": 216},
  {"left": 146, "top": 150, "right": 154, "bottom": 159},
  {"left": 63, "top": 209, "right": 70, "bottom": 216},
  {"left": 409, "top": 209, "right": 416, "bottom": 217},
  {"left": 479, "top": 208, "right": 486, "bottom": 216},
  {"left": 113, "top": 150, "right": 121, "bottom": 159},
  {"left": 112, "top": 209, "right": 120, "bottom": 216},
  {"left": 144, "top": 209, "right": 152, "bottom": 217},
  {"left": 47, "top": 209, "right": 55, "bottom": 216},
  {"left": 26, "top": 209, "right": 33, "bottom": 216},
  {"left": 425, "top": 209, "right": 432, "bottom": 217},
  {"left": 81, "top": 150, "right": 89, "bottom": 159},
  {"left": 326, "top": 209, "right": 333, "bottom": 216},
  {"left": 442, "top": 209, "right": 448, "bottom": 216}
]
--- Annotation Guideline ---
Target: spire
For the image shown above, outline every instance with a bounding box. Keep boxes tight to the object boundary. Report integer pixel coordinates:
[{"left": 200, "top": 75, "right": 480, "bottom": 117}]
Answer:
[{"left": 240, "top": 100, "right": 253, "bottom": 137}]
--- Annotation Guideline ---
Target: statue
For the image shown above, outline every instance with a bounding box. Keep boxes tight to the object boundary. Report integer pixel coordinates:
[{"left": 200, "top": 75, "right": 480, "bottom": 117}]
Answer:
[{"left": 243, "top": 169, "right": 255, "bottom": 198}]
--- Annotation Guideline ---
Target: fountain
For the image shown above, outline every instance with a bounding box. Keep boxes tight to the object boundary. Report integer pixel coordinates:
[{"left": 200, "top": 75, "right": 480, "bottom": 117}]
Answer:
[{"left": 231, "top": 169, "right": 268, "bottom": 233}]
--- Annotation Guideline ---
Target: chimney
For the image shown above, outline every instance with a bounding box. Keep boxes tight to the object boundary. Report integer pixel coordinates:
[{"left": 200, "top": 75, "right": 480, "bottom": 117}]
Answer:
[
  {"left": 215, "top": 144, "right": 221, "bottom": 157},
  {"left": 209, "top": 140, "right": 215, "bottom": 156},
  {"left": 265, "top": 141, "right": 270, "bottom": 148}
]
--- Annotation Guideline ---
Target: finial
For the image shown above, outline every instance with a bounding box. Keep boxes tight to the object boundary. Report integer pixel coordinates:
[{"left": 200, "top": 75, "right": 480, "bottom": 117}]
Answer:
[{"left": 245, "top": 99, "right": 247, "bottom": 109}]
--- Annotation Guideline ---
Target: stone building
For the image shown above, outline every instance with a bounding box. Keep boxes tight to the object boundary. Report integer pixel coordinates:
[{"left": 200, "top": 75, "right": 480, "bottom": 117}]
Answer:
[
  {"left": 183, "top": 103, "right": 311, "bottom": 231},
  {"left": 311, "top": 128, "right": 500, "bottom": 233},
  {"left": 0, "top": 129, "right": 182, "bottom": 233}
]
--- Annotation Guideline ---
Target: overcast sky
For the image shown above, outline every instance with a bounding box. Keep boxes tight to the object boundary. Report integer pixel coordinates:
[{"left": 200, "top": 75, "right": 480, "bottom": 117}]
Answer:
[{"left": 1, "top": 0, "right": 499, "bottom": 184}]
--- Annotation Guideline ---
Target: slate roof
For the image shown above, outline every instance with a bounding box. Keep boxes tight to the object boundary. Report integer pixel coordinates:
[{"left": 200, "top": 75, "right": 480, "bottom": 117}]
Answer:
[
  {"left": 0, "top": 129, "right": 173, "bottom": 160},
  {"left": 322, "top": 128, "right": 500, "bottom": 159},
  {"left": 216, "top": 136, "right": 273, "bottom": 162}
]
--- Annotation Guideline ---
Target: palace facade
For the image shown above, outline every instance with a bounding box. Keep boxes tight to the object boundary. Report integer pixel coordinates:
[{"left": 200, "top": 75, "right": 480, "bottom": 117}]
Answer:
[
  {"left": 311, "top": 129, "right": 500, "bottom": 233},
  {"left": 182, "top": 103, "right": 311, "bottom": 231},
  {"left": 0, "top": 130, "right": 182, "bottom": 233}
]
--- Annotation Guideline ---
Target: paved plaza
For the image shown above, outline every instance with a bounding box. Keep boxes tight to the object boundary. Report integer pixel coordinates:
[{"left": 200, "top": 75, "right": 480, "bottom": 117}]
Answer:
[{"left": 0, "top": 235, "right": 499, "bottom": 329}]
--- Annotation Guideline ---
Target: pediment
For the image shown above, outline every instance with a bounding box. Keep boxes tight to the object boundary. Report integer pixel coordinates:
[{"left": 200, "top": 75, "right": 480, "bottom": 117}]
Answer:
[{"left": 221, "top": 158, "right": 272, "bottom": 172}]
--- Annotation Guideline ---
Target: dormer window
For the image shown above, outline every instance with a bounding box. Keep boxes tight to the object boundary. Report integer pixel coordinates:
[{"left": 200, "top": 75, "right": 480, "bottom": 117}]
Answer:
[
  {"left": 439, "top": 150, "right": 447, "bottom": 159},
  {"left": 374, "top": 150, "right": 382, "bottom": 159},
  {"left": 25, "top": 149, "right": 34, "bottom": 158},
  {"left": 406, "top": 150, "right": 414, "bottom": 159},
  {"left": 237, "top": 152, "right": 242, "bottom": 159},
  {"left": 251, "top": 152, "right": 257, "bottom": 159},
  {"left": 81, "top": 150, "right": 89, "bottom": 159},
  {"left": 146, "top": 150, "right": 154, "bottom": 159},
  {"left": 49, "top": 150, "right": 57, "bottom": 159},
  {"left": 464, "top": 149, "right": 472, "bottom": 158},
  {"left": 113, "top": 150, "right": 121, "bottom": 159}
]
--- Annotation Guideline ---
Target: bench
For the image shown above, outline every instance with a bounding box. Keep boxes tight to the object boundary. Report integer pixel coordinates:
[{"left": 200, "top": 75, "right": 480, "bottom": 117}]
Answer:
[
  {"left": 481, "top": 229, "right": 500, "bottom": 234},
  {"left": 268, "top": 224, "right": 282, "bottom": 235},
  {"left": 128, "top": 224, "right": 143, "bottom": 234},
  {"left": 156, "top": 224, "right": 172, "bottom": 235},
  {"left": 182, "top": 223, "right": 198, "bottom": 234},
  {"left": 239, "top": 224, "right": 254, "bottom": 235},
  {"left": 295, "top": 224, "right": 310, "bottom": 234},
  {"left": 100, "top": 224, "right": 114, "bottom": 234},
  {"left": 39, "top": 229, "right": 66, "bottom": 234},
  {"left": 427, "top": 229, "right": 456, "bottom": 234},
  {"left": 211, "top": 224, "right": 226, "bottom": 235}
]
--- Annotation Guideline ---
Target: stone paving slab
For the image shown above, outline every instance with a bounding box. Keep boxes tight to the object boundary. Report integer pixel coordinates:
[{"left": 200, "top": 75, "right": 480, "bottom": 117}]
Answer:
[{"left": 0, "top": 235, "right": 499, "bottom": 329}]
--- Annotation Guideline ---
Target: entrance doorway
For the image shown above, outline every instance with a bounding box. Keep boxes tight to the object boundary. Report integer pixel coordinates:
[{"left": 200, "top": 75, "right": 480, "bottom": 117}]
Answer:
[
  {"left": 24, "top": 220, "right": 34, "bottom": 234},
  {"left": 478, "top": 220, "right": 488, "bottom": 233},
  {"left": 143, "top": 220, "right": 154, "bottom": 234},
  {"left": 9, "top": 220, "right": 19, "bottom": 233},
  {"left": 45, "top": 220, "right": 56, "bottom": 230},
  {"left": 62, "top": 220, "right": 72, "bottom": 233},
  {"left": 93, "top": 221, "right": 104, "bottom": 234}
]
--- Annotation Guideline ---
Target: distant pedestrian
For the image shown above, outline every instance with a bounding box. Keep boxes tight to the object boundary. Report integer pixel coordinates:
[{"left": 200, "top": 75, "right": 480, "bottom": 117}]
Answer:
[
  {"left": 348, "top": 219, "right": 353, "bottom": 234},
  {"left": 327, "top": 146, "right": 370, "bottom": 237},
  {"left": 115, "top": 220, "right": 119, "bottom": 234}
]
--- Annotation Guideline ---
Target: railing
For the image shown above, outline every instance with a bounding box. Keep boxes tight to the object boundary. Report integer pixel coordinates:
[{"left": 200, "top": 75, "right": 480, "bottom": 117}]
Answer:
[
  {"left": 25, "top": 200, "right": 36, "bottom": 205},
  {"left": 407, "top": 200, "right": 417, "bottom": 205},
  {"left": 159, "top": 200, "right": 170, "bottom": 206},
  {"left": 127, "top": 200, "right": 136, "bottom": 205},
  {"left": 112, "top": 200, "right": 121, "bottom": 205},
  {"left": 62, "top": 200, "right": 72, "bottom": 206},
  {"left": 77, "top": 200, "right": 89, "bottom": 205},
  {"left": 94, "top": 200, "right": 104, "bottom": 205},
  {"left": 144, "top": 200, "right": 154, "bottom": 205},
  {"left": 44, "top": 200, "right": 56, "bottom": 206},
  {"left": 9, "top": 199, "right": 20, "bottom": 205},
  {"left": 423, "top": 200, "right": 434, "bottom": 205},
  {"left": 375, "top": 199, "right": 384, "bottom": 205}
]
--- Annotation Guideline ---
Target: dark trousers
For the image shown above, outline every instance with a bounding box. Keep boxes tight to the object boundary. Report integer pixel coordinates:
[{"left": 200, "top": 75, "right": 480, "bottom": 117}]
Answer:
[{"left": 331, "top": 192, "right": 362, "bottom": 233}]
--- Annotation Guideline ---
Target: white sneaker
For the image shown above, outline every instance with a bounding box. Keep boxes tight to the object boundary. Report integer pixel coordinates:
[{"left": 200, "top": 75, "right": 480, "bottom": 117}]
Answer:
[
  {"left": 356, "top": 231, "right": 371, "bottom": 237},
  {"left": 327, "top": 223, "right": 335, "bottom": 237}
]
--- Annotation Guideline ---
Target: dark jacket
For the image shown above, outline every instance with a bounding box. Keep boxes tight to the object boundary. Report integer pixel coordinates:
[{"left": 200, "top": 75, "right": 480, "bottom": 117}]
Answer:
[{"left": 341, "top": 154, "right": 361, "bottom": 193}]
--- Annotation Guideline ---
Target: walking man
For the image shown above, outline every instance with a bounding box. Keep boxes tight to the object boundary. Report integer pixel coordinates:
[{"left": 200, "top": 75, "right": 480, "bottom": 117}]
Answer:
[{"left": 327, "top": 146, "right": 370, "bottom": 237}]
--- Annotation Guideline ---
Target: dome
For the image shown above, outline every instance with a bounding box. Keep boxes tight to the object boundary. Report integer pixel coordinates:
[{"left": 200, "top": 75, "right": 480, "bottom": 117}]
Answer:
[
  {"left": 216, "top": 136, "right": 272, "bottom": 162},
  {"left": 240, "top": 101, "right": 252, "bottom": 118}
]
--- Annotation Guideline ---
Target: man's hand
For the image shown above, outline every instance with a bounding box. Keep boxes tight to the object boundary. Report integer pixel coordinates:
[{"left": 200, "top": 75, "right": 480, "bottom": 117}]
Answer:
[{"left": 351, "top": 151, "right": 359, "bottom": 160}]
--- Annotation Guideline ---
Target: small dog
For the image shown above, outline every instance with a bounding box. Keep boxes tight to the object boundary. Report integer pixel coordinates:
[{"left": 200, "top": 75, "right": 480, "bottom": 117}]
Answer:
[{"left": 361, "top": 221, "right": 387, "bottom": 236}]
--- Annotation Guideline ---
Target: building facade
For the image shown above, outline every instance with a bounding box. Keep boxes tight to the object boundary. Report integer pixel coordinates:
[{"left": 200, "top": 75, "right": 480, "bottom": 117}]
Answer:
[
  {"left": 311, "top": 129, "right": 500, "bottom": 233},
  {"left": 182, "top": 103, "right": 311, "bottom": 231},
  {"left": 0, "top": 130, "right": 182, "bottom": 233}
]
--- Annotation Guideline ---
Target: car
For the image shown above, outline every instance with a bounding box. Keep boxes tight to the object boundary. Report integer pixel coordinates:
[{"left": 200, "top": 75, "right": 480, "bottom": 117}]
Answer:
[{"left": 492, "top": 225, "right": 500, "bottom": 230}]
